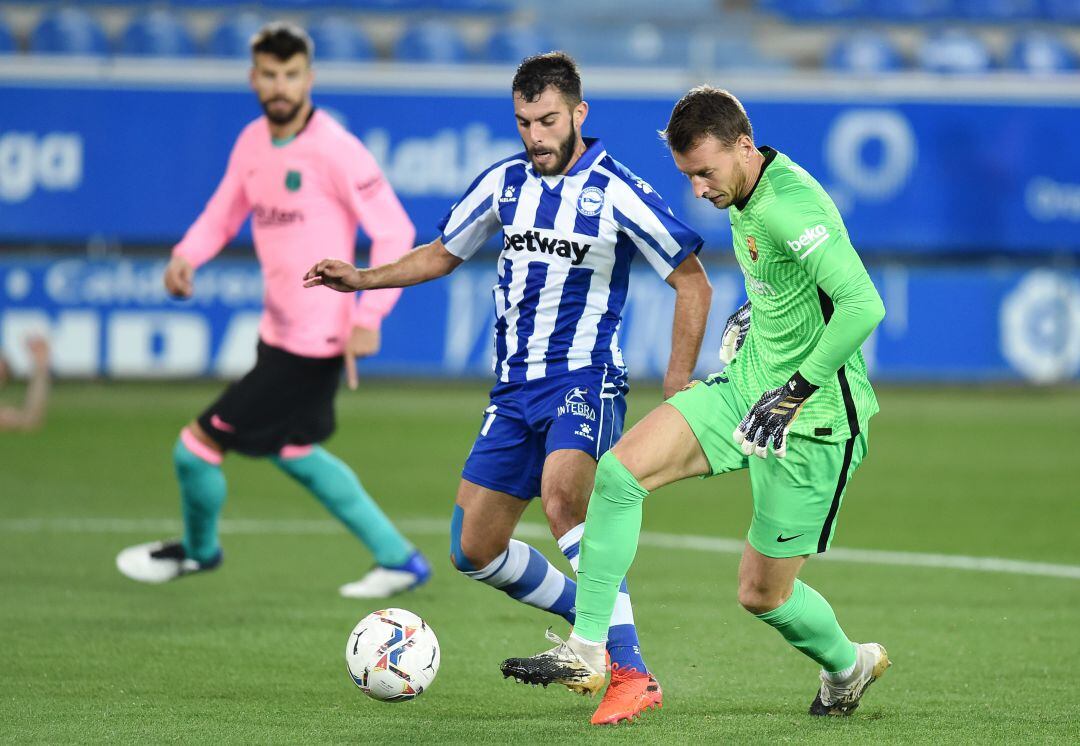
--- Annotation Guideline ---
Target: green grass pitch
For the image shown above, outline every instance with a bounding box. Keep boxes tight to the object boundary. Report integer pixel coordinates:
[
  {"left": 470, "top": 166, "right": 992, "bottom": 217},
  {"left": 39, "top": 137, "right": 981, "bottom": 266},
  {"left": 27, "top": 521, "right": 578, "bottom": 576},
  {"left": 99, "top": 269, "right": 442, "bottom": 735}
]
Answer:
[{"left": 1, "top": 381, "right": 1078, "bottom": 743}]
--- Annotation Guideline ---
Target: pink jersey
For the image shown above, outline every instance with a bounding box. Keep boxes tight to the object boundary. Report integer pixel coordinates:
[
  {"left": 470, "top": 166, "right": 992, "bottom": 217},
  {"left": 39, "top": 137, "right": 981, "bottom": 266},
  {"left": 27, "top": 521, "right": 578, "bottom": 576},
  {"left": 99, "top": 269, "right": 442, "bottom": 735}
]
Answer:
[{"left": 174, "top": 109, "right": 415, "bottom": 358}]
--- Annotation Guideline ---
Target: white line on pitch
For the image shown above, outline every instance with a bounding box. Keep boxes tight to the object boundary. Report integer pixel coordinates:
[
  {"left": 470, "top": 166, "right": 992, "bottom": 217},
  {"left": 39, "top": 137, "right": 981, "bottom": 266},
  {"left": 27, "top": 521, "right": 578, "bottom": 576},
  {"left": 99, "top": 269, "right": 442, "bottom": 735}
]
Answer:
[{"left": 3, "top": 516, "right": 1079, "bottom": 581}]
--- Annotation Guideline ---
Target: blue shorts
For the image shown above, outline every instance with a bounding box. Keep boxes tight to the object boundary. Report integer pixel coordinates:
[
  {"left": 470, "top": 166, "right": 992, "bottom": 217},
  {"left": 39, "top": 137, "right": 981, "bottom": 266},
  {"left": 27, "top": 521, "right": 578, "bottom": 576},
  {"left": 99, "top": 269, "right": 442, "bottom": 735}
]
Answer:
[{"left": 461, "top": 366, "right": 628, "bottom": 500}]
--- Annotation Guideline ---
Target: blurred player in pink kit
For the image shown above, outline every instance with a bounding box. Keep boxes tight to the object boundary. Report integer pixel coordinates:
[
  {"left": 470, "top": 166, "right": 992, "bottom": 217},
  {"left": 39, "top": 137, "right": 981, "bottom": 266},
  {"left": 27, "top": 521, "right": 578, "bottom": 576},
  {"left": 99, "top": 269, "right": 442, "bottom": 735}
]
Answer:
[{"left": 116, "top": 22, "right": 430, "bottom": 597}]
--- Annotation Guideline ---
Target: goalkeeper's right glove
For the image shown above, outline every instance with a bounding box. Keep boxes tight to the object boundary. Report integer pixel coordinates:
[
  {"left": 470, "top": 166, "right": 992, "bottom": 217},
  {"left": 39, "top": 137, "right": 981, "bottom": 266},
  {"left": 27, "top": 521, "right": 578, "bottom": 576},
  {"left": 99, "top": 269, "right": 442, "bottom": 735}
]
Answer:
[{"left": 719, "top": 300, "right": 751, "bottom": 365}]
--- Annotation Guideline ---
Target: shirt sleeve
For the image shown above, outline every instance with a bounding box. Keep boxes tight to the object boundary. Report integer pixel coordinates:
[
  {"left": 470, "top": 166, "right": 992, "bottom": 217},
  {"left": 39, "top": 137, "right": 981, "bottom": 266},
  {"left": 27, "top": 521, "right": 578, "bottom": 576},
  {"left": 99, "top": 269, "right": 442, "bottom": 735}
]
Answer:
[
  {"left": 173, "top": 135, "right": 251, "bottom": 269},
  {"left": 764, "top": 196, "right": 885, "bottom": 387},
  {"left": 436, "top": 164, "right": 504, "bottom": 261},
  {"left": 332, "top": 138, "right": 417, "bottom": 330},
  {"left": 611, "top": 178, "right": 703, "bottom": 280}
]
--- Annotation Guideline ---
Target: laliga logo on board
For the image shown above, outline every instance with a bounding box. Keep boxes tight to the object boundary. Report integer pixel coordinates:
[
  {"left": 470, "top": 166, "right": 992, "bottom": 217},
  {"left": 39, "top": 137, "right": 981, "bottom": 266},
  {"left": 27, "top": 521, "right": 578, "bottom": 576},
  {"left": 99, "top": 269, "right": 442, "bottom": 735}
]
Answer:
[{"left": 577, "top": 186, "right": 604, "bottom": 216}]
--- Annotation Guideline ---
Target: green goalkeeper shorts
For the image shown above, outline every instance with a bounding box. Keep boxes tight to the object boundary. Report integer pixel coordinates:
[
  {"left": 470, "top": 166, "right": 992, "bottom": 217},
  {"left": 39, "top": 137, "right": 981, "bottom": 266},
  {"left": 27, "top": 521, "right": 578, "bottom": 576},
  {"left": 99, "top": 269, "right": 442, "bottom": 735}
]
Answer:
[{"left": 667, "top": 372, "right": 869, "bottom": 559}]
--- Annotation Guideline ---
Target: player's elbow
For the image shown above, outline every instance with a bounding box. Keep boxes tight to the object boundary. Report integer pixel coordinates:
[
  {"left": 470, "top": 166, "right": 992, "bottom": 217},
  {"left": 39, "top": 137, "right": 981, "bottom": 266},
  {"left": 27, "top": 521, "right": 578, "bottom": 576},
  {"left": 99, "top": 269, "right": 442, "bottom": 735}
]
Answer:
[{"left": 867, "top": 294, "right": 886, "bottom": 330}]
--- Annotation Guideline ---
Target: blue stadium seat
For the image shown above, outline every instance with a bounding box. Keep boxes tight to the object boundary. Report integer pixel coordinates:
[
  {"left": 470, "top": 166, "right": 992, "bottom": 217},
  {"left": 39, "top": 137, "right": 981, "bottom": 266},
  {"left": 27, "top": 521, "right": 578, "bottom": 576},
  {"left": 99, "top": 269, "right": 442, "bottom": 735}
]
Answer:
[
  {"left": 917, "top": 29, "right": 993, "bottom": 73},
  {"left": 208, "top": 12, "right": 263, "bottom": 59},
  {"left": 758, "top": 0, "right": 868, "bottom": 22},
  {"left": 1008, "top": 31, "right": 1077, "bottom": 74},
  {"left": 308, "top": 17, "right": 375, "bottom": 62},
  {"left": 555, "top": 24, "right": 692, "bottom": 68},
  {"left": 0, "top": 16, "right": 15, "bottom": 55},
  {"left": 956, "top": 0, "right": 1041, "bottom": 20},
  {"left": 393, "top": 21, "right": 471, "bottom": 64},
  {"left": 484, "top": 24, "right": 555, "bottom": 64},
  {"left": 120, "top": 10, "right": 196, "bottom": 58},
  {"left": 870, "top": 0, "right": 954, "bottom": 21},
  {"left": 523, "top": 0, "right": 719, "bottom": 23},
  {"left": 826, "top": 31, "right": 904, "bottom": 73},
  {"left": 30, "top": 7, "right": 109, "bottom": 56},
  {"left": 1042, "top": 0, "right": 1080, "bottom": 22}
]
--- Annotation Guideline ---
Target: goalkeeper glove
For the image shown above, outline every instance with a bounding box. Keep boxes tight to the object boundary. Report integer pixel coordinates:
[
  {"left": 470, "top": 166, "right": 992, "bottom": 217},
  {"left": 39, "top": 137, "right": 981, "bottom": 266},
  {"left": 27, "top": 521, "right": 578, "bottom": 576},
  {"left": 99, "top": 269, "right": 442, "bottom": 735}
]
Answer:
[
  {"left": 733, "top": 371, "right": 818, "bottom": 459},
  {"left": 719, "top": 300, "right": 751, "bottom": 365}
]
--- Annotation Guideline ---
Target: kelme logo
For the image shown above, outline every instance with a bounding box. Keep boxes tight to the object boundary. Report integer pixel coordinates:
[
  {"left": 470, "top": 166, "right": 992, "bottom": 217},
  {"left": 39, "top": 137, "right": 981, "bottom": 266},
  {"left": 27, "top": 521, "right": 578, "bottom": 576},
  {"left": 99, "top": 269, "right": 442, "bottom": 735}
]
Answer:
[{"left": 285, "top": 170, "right": 302, "bottom": 192}]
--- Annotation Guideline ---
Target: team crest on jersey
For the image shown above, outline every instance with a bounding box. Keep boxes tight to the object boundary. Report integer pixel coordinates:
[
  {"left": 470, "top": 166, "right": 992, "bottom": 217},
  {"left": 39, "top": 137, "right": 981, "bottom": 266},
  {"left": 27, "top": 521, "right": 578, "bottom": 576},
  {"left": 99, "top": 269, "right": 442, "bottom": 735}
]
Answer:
[
  {"left": 747, "top": 235, "right": 758, "bottom": 262},
  {"left": 577, "top": 186, "right": 605, "bottom": 217},
  {"left": 285, "top": 170, "right": 302, "bottom": 192},
  {"left": 499, "top": 185, "right": 517, "bottom": 204}
]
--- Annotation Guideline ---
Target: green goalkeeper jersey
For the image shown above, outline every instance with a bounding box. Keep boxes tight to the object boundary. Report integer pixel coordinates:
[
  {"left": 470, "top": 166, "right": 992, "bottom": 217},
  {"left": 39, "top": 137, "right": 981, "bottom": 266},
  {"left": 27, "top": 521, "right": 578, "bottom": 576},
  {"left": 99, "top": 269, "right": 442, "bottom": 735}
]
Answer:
[{"left": 726, "top": 147, "right": 885, "bottom": 442}]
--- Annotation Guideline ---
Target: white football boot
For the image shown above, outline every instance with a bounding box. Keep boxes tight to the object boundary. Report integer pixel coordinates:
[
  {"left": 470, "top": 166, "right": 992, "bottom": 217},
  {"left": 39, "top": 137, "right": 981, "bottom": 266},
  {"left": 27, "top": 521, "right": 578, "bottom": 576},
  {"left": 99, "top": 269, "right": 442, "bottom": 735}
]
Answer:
[
  {"left": 338, "top": 550, "right": 431, "bottom": 599},
  {"left": 809, "top": 642, "right": 892, "bottom": 716},
  {"left": 116, "top": 540, "right": 223, "bottom": 584}
]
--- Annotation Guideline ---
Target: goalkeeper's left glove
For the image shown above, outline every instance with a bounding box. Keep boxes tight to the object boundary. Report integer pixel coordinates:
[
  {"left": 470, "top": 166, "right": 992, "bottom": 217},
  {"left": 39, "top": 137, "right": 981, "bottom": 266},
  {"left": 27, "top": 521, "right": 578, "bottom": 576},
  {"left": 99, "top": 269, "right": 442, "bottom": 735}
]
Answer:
[
  {"left": 733, "top": 371, "right": 818, "bottom": 459},
  {"left": 719, "top": 300, "right": 751, "bottom": 365}
]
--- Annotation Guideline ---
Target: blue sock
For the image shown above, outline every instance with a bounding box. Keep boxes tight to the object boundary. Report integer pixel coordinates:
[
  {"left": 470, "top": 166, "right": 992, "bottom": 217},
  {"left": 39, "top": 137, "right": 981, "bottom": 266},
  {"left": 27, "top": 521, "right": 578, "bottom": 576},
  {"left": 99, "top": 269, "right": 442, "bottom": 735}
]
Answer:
[
  {"left": 461, "top": 538, "right": 577, "bottom": 623},
  {"left": 174, "top": 436, "right": 226, "bottom": 564},
  {"left": 558, "top": 523, "right": 649, "bottom": 674},
  {"left": 273, "top": 446, "right": 413, "bottom": 567}
]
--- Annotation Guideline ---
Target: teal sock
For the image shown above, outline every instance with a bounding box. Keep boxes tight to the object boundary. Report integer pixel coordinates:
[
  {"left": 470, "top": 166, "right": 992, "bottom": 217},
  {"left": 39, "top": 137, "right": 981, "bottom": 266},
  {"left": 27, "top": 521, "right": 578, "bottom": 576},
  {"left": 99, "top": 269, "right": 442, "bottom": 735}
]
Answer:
[
  {"left": 273, "top": 446, "right": 412, "bottom": 567},
  {"left": 175, "top": 437, "right": 227, "bottom": 564},
  {"left": 755, "top": 579, "right": 858, "bottom": 673}
]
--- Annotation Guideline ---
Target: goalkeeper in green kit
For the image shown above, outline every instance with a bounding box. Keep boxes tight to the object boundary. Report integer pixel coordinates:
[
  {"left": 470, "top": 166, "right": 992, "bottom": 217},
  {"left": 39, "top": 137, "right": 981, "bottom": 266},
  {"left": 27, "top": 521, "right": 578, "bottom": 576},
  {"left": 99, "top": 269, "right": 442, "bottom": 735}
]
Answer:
[{"left": 501, "top": 86, "right": 890, "bottom": 720}]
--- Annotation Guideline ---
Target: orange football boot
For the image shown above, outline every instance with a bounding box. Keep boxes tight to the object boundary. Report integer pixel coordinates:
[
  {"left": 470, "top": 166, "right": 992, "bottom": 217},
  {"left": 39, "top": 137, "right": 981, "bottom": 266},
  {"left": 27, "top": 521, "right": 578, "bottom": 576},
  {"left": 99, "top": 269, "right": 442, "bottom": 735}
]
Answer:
[{"left": 590, "top": 664, "right": 663, "bottom": 725}]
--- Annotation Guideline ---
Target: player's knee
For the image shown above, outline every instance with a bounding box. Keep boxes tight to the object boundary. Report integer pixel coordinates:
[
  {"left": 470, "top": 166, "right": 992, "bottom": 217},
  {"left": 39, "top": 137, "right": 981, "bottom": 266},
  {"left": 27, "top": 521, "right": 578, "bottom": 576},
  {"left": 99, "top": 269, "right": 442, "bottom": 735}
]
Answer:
[
  {"left": 176, "top": 426, "right": 223, "bottom": 467},
  {"left": 593, "top": 451, "right": 643, "bottom": 506},
  {"left": 737, "top": 580, "right": 785, "bottom": 615}
]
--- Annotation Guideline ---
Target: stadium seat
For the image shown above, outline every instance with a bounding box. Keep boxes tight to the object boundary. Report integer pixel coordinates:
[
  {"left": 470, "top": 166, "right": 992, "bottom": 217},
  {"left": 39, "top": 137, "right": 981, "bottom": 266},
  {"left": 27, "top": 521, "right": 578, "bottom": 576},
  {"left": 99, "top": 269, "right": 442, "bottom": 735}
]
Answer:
[
  {"left": 30, "top": 7, "right": 110, "bottom": 57},
  {"left": 554, "top": 24, "right": 691, "bottom": 68},
  {"left": 0, "top": 16, "right": 15, "bottom": 55},
  {"left": 484, "top": 24, "right": 555, "bottom": 64},
  {"left": 393, "top": 21, "right": 471, "bottom": 64},
  {"left": 522, "top": 0, "right": 719, "bottom": 23},
  {"left": 917, "top": 29, "right": 994, "bottom": 73},
  {"left": 208, "top": 12, "right": 264, "bottom": 59},
  {"left": 826, "top": 31, "right": 904, "bottom": 73},
  {"left": 308, "top": 17, "right": 375, "bottom": 62},
  {"left": 955, "top": 0, "right": 1041, "bottom": 21},
  {"left": 1008, "top": 31, "right": 1077, "bottom": 74},
  {"left": 758, "top": 0, "right": 868, "bottom": 22},
  {"left": 1042, "top": 0, "right": 1080, "bottom": 22},
  {"left": 120, "top": 10, "right": 196, "bottom": 58},
  {"left": 870, "top": 0, "right": 955, "bottom": 21}
]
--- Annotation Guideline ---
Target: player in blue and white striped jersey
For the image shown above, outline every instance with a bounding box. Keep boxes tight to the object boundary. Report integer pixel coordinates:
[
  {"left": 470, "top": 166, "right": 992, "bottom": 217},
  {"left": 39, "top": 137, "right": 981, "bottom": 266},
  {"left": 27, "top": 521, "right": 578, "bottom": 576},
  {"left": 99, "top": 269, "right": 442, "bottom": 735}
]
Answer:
[{"left": 305, "top": 52, "right": 712, "bottom": 725}]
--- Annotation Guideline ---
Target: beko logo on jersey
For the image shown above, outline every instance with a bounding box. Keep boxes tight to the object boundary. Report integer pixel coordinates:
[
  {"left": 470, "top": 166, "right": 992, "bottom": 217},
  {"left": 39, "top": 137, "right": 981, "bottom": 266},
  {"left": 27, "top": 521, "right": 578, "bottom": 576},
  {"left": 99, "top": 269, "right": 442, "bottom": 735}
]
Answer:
[
  {"left": 503, "top": 229, "right": 592, "bottom": 266},
  {"left": 786, "top": 224, "right": 829, "bottom": 258}
]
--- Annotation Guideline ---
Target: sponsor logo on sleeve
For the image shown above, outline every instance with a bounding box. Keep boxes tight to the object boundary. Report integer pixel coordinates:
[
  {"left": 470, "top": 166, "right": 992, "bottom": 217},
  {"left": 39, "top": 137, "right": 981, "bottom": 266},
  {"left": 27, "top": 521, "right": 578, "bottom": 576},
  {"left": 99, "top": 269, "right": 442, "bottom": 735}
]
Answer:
[{"left": 785, "top": 224, "right": 829, "bottom": 259}]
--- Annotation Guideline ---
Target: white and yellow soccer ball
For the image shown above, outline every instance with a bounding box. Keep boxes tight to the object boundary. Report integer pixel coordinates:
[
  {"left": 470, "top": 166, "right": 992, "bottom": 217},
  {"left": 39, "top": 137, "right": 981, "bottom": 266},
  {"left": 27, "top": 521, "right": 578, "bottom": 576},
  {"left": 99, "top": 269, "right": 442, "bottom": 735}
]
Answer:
[{"left": 345, "top": 608, "right": 440, "bottom": 702}]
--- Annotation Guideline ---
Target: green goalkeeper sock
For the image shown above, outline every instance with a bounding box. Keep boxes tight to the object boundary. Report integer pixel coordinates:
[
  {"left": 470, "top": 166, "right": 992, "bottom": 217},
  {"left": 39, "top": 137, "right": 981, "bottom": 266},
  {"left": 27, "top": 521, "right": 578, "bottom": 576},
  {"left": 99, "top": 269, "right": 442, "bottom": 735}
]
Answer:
[
  {"left": 573, "top": 452, "right": 649, "bottom": 644},
  {"left": 755, "top": 579, "right": 857, "bottom": 673}
]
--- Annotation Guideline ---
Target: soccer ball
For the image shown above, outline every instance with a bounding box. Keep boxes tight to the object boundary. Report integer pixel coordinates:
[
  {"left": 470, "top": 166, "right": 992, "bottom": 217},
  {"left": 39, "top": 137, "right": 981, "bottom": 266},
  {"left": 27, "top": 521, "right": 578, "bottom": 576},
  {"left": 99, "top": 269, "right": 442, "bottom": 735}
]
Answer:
[{"left": 345, "top": 608, "right": 440, "bottom": 702}]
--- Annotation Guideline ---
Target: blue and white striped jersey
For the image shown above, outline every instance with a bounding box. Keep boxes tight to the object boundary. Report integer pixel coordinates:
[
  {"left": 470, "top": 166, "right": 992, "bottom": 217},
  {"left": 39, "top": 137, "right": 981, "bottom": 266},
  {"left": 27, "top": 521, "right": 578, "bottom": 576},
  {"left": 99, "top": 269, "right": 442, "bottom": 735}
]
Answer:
[{"left": 437, "top": 138, "right": 703, "bottom": 384}]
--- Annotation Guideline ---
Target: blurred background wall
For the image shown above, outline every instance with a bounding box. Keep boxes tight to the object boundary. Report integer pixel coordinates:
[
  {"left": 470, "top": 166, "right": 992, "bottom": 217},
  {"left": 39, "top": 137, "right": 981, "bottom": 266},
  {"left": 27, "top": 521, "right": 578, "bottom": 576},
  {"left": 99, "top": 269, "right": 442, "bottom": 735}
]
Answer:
[{"left": 0, "top": 0, "right": 1078, "bottom": 383}]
